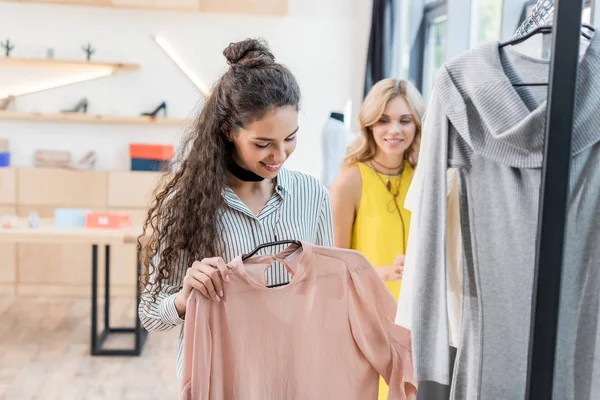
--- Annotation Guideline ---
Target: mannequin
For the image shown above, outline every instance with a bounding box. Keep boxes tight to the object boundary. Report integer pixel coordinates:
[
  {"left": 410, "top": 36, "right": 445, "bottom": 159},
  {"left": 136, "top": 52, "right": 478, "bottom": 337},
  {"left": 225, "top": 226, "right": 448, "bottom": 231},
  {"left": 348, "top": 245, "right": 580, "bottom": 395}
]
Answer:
[{"left": 321, "top": 111, "right": 355, "bottom": 188}]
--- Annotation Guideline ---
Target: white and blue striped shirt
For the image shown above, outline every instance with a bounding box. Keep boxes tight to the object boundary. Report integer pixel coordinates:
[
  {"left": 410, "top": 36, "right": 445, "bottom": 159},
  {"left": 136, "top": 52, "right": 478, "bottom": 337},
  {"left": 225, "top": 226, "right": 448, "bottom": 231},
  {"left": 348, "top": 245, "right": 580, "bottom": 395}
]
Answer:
[{"left": 139, "top": 167, "right": 334, "bottom": 378}]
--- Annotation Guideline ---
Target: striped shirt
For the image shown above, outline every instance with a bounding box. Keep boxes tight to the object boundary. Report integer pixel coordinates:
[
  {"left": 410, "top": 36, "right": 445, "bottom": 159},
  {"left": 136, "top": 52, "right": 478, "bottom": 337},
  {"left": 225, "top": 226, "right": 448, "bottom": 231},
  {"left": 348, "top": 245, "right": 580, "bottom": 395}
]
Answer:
[{"left": 138, "top": 167, "right": 334, "bottom": 378}]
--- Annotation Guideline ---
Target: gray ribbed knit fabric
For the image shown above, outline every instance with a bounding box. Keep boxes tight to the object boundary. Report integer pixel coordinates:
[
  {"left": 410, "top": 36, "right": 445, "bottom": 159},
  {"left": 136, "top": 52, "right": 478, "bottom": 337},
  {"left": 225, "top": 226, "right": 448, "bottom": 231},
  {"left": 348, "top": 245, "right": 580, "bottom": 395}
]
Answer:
[{"left": 411, "top": 34, "right": 600, "bottom": 400}]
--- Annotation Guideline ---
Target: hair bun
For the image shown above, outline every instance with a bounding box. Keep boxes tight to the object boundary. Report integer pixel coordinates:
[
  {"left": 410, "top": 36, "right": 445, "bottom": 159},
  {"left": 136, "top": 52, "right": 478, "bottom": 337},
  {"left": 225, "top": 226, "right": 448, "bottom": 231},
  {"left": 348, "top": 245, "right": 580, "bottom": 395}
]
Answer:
[{"left": 223, "top": 38, "right": 275, "bottom": 69}]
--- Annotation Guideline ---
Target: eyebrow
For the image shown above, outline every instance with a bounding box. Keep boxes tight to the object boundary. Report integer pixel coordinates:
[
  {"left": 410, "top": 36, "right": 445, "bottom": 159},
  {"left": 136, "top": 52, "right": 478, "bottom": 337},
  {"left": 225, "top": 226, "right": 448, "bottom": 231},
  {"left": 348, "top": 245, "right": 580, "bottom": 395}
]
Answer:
[
  {"left": 253, "top": 126, "right": 300, "bottom": 141},
  {"left": 381, "top": 114, "right": 413, "bottom": 118}
]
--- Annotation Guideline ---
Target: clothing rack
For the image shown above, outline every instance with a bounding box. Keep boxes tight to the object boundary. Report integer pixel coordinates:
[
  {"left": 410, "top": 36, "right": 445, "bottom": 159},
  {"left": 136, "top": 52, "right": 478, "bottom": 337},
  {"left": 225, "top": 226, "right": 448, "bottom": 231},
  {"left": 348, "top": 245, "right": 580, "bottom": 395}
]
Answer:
[{"left": 525, "top": 0, "right": 585, "bottom": 399}]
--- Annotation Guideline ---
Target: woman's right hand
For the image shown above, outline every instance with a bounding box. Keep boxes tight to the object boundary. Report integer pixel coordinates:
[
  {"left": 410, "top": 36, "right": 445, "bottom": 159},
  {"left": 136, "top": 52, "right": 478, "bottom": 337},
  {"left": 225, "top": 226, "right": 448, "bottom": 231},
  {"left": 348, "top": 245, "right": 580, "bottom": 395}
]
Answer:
[{"left": 174, "top": 257, "right": 230, "bottom": 316}]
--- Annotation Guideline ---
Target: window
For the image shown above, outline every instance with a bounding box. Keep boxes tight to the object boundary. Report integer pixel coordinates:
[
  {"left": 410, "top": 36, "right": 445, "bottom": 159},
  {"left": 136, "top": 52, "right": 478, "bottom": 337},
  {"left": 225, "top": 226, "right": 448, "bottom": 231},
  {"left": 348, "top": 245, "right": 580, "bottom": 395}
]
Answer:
[
  {"left": 421, "top": 1, "right": 448, "bottom": 100},
  {"left": 582, "top": 5, "right": 592, "bottom": 24},
  {"left": 423, "top": 15, "right": 448, "bottom": 99},
  {"left": 470, "top": 0, "right": 503, "bottom": 47}
]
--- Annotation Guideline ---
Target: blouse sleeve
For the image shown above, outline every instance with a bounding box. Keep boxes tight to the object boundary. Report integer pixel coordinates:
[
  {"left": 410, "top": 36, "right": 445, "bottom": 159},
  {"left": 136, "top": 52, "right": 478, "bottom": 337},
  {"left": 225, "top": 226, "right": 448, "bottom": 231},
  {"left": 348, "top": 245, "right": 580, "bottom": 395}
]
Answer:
[
  {"left": 316, "top": 189, "right": 335, "bottom": 248},
  {"left": 347, "top": 259, "right": 418, "bottom": 400},
  {"left": 138, "top": 244, "right": 190, "bottom": 331}
]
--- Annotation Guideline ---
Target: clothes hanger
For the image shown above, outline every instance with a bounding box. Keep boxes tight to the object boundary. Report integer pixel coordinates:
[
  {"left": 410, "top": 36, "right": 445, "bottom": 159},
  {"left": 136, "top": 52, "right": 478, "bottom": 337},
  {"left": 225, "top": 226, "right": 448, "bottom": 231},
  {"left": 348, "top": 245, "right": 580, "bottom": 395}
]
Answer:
[
  {"left": 500, "top": 24, "right": 593, "bottom": 87},
  {"left": 241, "top": 239, "right": 302, "bottom": 261},
  {"left": 241, "top": 239, "right": 302, "bottom": 288}
]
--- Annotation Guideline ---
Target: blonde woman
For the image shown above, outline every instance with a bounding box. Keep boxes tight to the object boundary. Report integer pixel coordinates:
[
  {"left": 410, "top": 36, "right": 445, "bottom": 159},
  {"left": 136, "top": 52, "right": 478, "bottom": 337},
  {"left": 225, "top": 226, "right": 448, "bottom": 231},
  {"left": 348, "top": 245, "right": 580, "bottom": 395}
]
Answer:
[
  {"left": 330, "top": 78, "right": 424, "bottom": 399},
  {"left": 330, "top": 78, "right": 425, "bottom": 298}
]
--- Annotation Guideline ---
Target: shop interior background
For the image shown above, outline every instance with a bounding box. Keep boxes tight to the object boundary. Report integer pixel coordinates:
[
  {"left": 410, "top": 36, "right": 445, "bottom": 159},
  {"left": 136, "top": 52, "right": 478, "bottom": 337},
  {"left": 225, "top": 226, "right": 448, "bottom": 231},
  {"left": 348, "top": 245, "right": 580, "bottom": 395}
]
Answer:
[{"left": 0, "top": 0, "right": 596, "bottom": 399}]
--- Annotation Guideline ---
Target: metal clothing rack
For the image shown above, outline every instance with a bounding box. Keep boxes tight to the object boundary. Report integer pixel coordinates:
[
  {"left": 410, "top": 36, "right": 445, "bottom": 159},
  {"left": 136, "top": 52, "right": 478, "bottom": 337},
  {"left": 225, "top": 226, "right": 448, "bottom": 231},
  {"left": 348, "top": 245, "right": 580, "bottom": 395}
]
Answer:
[{"left": 525, "top": 0, "right": 585, "bottom": 399}]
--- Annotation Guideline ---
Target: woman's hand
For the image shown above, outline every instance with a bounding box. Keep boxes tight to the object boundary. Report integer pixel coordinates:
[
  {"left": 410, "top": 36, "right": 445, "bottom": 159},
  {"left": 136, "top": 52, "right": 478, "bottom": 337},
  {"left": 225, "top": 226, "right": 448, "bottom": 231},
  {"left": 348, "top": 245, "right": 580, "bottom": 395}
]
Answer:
[
  {"left": 174, "top": 257, "right": 230, "bottom": 316},
  {"left": 376, "top": 255, "right": 405, "bottom": 282},
  {"left": 393, "top": 254, "right": 405, "bottom": 278}
]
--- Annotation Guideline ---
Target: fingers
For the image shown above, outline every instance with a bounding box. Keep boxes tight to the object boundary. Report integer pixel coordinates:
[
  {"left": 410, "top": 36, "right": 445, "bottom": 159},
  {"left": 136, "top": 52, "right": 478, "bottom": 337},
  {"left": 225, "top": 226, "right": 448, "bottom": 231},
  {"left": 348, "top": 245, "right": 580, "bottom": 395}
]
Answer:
[
  {"left": 394, "top": 254, "right": 406, "bottom": 265},
  {"left": 206, "top": 257, "right": 230, "bottom": 283},
  {"left": 199, "top": 257, "right": 228, "bottom": 296},
  {"left": 182, "top": 273, "right": 211, "bottom": 300},
  {"left": 187, "top": 267, "right": 220, "bottom": 301}
]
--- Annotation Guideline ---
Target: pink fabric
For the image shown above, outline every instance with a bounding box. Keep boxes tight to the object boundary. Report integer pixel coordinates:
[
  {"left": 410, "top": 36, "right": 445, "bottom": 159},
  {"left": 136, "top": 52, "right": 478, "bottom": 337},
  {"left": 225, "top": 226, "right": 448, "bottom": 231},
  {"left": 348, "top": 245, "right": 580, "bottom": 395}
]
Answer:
[{"left": 181, "top": 242, "right": 417, "bottom": 400}]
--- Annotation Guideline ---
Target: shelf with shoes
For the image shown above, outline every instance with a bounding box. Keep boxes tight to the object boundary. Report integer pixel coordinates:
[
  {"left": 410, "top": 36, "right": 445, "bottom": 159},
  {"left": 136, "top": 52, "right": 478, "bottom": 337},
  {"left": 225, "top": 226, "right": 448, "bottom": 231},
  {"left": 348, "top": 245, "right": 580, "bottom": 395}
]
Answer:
[
  {"left": 0, "top": 110, "right": 192, "bottom": 125},
  {"left": 0, "top": 57, "right": 140, "bottom": 99},
  {"left": 0, "top": 57, "right": 140, "bottom": 71}
]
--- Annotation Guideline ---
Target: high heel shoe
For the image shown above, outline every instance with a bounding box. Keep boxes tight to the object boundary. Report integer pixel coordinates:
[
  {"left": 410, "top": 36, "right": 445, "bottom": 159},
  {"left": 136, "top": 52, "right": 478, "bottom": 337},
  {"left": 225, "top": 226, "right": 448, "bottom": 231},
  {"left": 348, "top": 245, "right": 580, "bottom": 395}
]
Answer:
[
  {"left": 71, "top": 150, "right": 97, "bottom": 170},
  {"left": 61, "top": 98, "right": 88, "bottom": 114},
  {"left": 0, "top": 95, "right": 15, "bottom": 111},
  {"left": 141, "top": 101, "right": 167, "bottom": 118}
]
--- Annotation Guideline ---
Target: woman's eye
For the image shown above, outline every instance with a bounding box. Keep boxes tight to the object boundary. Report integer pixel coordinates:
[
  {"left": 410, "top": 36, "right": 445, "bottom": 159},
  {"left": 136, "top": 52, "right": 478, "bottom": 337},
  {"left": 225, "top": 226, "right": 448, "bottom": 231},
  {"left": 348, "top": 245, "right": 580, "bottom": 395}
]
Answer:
[
  {"left": 285, "top": 135, "right": 297, "bottom": 142},
  {"left": 400, "top": 119, "right": 412, "bottom": 124},
  {"left": 254, "top": 143, "right": 269, "bottom": 149}
]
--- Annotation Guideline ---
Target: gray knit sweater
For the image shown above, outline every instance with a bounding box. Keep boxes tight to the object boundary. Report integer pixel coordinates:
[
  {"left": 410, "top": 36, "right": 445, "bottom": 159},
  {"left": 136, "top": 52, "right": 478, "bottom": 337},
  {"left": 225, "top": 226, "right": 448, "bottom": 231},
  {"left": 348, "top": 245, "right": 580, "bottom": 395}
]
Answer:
[{"left": 411, "top": 35, "right": 600, "bottom": 399}]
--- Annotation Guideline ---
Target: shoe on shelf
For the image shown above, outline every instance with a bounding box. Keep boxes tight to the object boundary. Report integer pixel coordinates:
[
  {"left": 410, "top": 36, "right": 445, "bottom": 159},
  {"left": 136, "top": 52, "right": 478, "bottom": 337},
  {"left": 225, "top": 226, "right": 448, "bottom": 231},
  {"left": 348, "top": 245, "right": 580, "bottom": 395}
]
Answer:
[
  {"left": 71, "top": 150, "right": 97, "bottom": 170},
  {"left": 61, "top": 98, "right": 88, "bottom": 114},
  {"left": 141, "top": 101, "right": 167, "bottom": 118},
  {"left": 0, "top": 95, "right": 15, "bottom": 111}
]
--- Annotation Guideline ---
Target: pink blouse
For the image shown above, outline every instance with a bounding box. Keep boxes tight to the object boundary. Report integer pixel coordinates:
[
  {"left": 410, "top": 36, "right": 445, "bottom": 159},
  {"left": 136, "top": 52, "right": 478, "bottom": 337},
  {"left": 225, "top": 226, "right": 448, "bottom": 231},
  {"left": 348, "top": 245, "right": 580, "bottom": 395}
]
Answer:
[{"left": 181, "top": 242, "right": 417, "bottom": 400}]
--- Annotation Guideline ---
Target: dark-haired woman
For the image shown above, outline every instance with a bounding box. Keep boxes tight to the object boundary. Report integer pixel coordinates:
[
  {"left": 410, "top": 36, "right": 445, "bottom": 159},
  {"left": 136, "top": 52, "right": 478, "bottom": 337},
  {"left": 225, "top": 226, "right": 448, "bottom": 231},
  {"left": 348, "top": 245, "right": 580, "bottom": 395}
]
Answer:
[{"left": 138, "top": 38, "right": 334, "bottom": 379}]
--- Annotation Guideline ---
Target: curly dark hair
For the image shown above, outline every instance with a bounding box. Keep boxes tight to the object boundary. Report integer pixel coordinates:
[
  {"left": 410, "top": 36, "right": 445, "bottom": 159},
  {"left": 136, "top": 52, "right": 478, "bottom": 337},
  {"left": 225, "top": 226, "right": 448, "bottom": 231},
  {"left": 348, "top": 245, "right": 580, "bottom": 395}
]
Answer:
[{"left": 139, "top": 38, "right": 302, "bottom": 303}]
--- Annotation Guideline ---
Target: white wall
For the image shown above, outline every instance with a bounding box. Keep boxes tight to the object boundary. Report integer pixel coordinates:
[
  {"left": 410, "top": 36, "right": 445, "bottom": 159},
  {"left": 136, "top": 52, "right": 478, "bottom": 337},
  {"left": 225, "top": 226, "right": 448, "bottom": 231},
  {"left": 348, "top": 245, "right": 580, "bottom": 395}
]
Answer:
[{"left": 0, "top": 0, "right": 371, "bottom": 178}]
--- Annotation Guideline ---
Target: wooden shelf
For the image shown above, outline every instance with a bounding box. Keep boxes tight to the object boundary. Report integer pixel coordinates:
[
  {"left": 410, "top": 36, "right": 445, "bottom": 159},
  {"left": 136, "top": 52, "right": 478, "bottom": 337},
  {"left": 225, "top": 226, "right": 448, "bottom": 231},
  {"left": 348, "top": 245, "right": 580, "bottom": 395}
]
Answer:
[
  {"left": 0, "top": 56, "right": 141, "bottom": 99},
  {"left": 0, "top": 111, "right": 192, "bottom": 126},
  {"left": 1, "top": 0, "right": 288, "bottom": 16},
  {"left": 0, "top": 57, "right": 140, "bottom": 71}
]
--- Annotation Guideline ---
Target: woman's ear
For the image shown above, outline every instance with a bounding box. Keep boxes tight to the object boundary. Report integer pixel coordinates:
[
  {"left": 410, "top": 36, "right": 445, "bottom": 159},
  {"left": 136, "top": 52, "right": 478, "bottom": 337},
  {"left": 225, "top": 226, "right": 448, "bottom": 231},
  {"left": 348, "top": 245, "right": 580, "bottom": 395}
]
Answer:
[{"left": 221, "top": 123, "right": 234, "bottom": 142}]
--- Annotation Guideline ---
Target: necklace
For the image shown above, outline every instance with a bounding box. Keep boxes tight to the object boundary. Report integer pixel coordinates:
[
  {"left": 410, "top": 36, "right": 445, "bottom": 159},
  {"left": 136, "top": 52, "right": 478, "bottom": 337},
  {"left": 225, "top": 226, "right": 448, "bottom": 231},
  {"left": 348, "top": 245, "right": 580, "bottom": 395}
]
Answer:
[
  {"left": 371, "top": 158, "right": 404, "bottom": 176},
  {"left": 368, "top": 160, "right": 404, "bottom": 191},
  {"left": 227, "top": 157, "right": 264, "bottom": 182},
  {"left": 367, "top": 161, "right": 407, "bottom": 253}
]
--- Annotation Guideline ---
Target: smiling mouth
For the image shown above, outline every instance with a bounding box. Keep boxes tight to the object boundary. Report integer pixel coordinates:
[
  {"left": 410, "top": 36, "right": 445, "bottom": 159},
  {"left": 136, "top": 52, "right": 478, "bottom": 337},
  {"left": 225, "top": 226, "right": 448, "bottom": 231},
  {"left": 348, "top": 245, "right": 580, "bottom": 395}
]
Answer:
[
  {"left": 384, "top": 138, "right": 404, "bottom": 144},
  {"left": 260, "top": 161, "right": 282, "bottom": 171}
]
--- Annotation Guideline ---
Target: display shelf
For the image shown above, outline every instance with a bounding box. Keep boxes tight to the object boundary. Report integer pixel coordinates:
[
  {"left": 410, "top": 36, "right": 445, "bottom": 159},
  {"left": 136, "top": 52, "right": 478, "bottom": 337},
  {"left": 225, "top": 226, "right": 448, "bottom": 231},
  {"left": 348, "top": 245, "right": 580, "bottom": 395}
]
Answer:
[
  {"left": 0, "top": 0, "right": 288, "bottom": 16},
  {"left": 0, "top": 56, "right": 140, "bottom": 99},
  {"left": 0, "top": 111, "right": 192, "bottom": 125},
  {"left": 0, "top": 57, "right": 140, "bottom": 71}
]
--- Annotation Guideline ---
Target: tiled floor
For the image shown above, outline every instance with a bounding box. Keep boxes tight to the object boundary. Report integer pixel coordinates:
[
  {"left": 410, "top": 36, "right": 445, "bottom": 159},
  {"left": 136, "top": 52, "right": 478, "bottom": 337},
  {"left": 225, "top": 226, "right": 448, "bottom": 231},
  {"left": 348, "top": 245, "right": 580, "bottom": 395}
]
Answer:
[{"left": 0, "top": 295, "right": 180, "bottom": 400}]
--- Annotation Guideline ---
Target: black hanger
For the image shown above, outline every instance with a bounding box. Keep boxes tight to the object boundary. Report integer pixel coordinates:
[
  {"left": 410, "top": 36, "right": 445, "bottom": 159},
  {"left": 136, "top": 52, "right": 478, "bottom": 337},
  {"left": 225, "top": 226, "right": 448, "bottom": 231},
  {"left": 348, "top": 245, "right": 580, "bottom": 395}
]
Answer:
[
  {"left": 241, "top": 239, "right": 302, "bottom": 288},
  {"left": 242, "top": 239, "right": 301, "bottom": 261},
  {"left": 500, "top": 24, "right": 592, "bottom": 49},
  {"left": 500, "top": 24, "right": 594, "bottom": 87},
  {"left": 499, "top": 25, "right": 552, "bottom": 49},
  {"left": 583, "top": 23, "right": 596, "bottom": 34}
]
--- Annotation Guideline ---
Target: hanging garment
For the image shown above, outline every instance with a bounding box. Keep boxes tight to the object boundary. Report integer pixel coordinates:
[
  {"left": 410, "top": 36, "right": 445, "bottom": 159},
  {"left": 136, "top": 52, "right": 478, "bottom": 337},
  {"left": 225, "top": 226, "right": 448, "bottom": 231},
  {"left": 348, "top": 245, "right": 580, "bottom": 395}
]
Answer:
[
  {"left": 409, "top": 35, "right": 600, "bottom": 400},
  {"left": 395, "top": 121, "right": 463, "bottom": 348},
  {"left": 138, "top": 167, "right": 334, "bottom": 380},
  {"left": 350, "top": 162, "right": 413, "bottom": 400},
  {"left": 321, "top": 115, "right": 355, "bottom": 188},
  {"left": 180, "top": 242, "right": 417, "bottom": 400},
  {"left": 395, "top": 124, "right": 463, "bottom": 400}
]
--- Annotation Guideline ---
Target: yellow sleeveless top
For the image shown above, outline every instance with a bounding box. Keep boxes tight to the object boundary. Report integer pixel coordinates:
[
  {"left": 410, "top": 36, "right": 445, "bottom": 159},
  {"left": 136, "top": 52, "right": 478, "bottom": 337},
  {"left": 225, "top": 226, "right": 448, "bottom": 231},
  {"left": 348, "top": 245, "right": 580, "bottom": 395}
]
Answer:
[
  {"left": 350, "top": 162, "right": 413, "bottom": 298},
  {"left": 351, "top": 162, "right": 413, "bottom": 400}
]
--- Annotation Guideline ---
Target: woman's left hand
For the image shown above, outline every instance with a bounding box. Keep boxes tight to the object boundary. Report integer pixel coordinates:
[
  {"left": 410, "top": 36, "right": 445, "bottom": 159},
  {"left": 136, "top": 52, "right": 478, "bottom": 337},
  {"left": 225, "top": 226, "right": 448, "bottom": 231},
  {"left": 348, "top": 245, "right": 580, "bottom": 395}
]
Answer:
[{"left": 392, "top": 254, "right": 405, "bottom": 279}]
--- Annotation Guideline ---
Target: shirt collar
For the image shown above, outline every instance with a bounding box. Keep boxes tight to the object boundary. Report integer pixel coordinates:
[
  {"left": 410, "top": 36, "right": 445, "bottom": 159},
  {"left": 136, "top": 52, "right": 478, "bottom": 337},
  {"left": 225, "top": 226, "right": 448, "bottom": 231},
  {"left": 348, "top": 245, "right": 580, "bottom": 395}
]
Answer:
[{"left": 274, "top": 167, "right": 293, "bottom": 196}]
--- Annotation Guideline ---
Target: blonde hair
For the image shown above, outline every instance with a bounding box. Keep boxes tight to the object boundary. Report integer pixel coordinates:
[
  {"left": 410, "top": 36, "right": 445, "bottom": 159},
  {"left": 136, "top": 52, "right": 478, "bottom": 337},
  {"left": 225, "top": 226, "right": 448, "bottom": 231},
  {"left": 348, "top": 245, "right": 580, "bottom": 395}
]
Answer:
[{"left": 343, "top": 78, "right": 425, "bottom": 169}]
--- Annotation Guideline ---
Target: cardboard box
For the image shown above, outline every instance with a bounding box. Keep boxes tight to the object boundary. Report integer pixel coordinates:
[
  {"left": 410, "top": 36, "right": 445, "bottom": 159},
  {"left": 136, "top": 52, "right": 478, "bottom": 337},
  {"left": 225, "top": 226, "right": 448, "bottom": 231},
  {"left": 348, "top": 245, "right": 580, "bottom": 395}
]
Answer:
[
  {"left": 129, "top": 144, "right": 174, "bottom": 160},
  {"left": 86, "top": 212, "right": 133, "bottom": 229}
]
